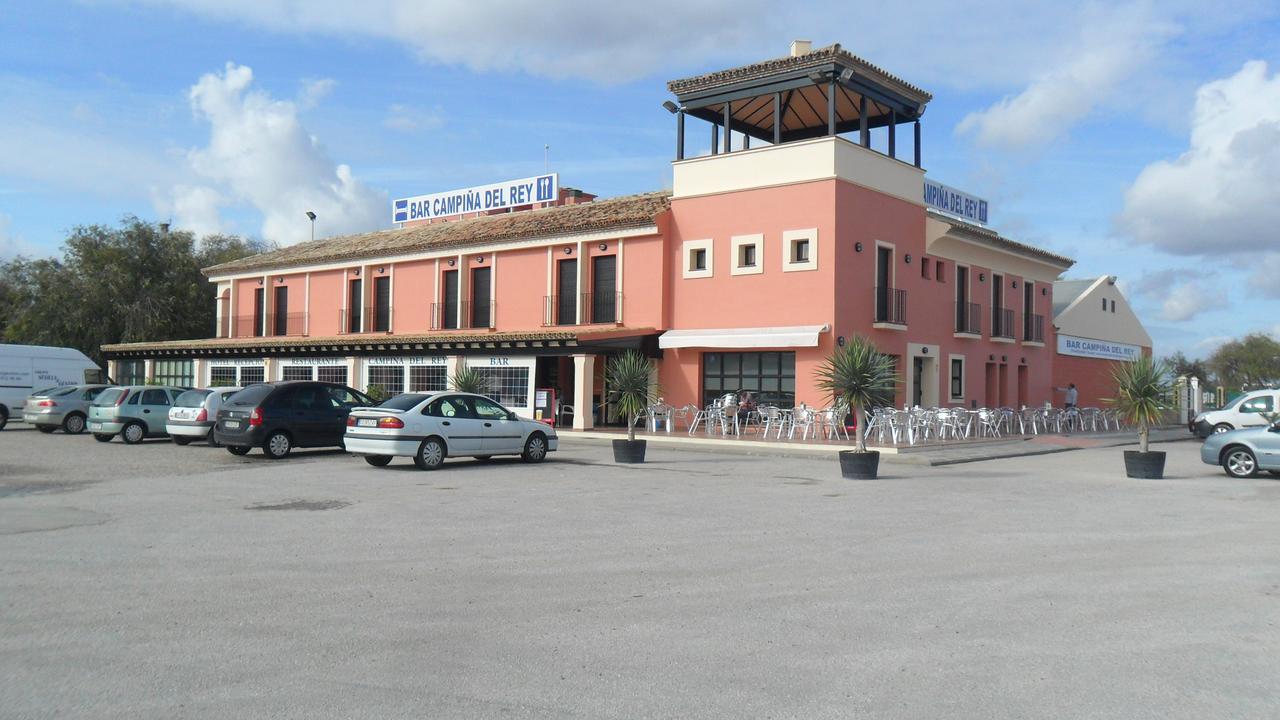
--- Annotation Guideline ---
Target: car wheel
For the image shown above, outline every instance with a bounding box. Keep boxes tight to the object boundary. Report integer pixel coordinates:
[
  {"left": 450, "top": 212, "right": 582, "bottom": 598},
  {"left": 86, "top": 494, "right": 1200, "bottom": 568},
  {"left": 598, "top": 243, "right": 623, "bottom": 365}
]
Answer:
[
  {"left": 121, "top": 422, "right": 146, "bottom": 445},
  {"left": 227, "top": 445, "right": 251, "bottom": 456},
  {"left": 207, "top": 435, "right": 221, "bottom": 448},
  {"left": 172, "top": 436, "right": 192, "bottom": 446},
  {"left": 364, "top": 455, "right": 393, "bottom": 467},
  {"left": 413, "top": 437, "right": 446, "bottom": 471},
  {"left": 1213, "top": 423, "right": 1234, "bottom": 434},
  {"left": 0, "top": 406, "right": 8, "bottom": 431},
  {"left": 521, "top": 433, "right": 548, "bottom": 463},
  {"left": 37, "top": 425, "right": 57, "bottom": 434},
  {"left": 62, "top": 413, "right": 87, "bottom": 434},
  {"left": 93, "top": 433, "right": 113, "bottom": 443},
  {"left": 263, "top": 431, "right": 292, "bottom": 459},
  {"left": 1223, "top": 446, "right": 1258, "bottom": 478}
]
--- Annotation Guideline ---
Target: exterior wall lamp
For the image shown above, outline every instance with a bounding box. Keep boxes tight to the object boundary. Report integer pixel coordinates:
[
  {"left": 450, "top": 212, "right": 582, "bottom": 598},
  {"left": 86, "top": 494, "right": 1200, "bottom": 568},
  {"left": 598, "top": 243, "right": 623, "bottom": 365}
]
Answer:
[
  {"left": 979, "top": 273, "right": 986, "bottom": 282},
  {"left": 563, "top": 247, "right": 572, "bottom": 255},
  {"left": 599, "top": 243, "right": 608, "bottom": 251},
  {"left": 447, "top": 259, "right": 456, "bottom": 266},
  {"left": 855, "top": 242, "right": 863, "bottom": 252},
  {"left": 904, "top": 254, "right": 912, "bottom": 264},
  {"left": 1012, "top": 280, "right": 1019, "bottom": 289}
]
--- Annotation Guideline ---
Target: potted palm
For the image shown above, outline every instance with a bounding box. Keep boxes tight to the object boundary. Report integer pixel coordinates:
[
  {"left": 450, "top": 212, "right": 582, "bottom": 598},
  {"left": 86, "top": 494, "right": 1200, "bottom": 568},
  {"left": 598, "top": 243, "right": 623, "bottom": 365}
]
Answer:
[
  {"left": 1109, "top": 356, "right": 1173, "bottom": 479},
  {"left": 605, "top": 350, "right": 658, "bottom": 463},
  {"left": 815, "top": 335, "right": 897, "bottom": 479},
  {"left": 450, "top": 365, "right": 490, "bottom": 396}
]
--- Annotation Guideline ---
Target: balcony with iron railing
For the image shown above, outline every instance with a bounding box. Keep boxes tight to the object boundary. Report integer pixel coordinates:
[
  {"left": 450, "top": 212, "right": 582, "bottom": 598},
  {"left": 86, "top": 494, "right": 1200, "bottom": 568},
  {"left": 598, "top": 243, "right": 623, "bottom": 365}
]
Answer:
[
  {"left": 954, "top": 301, "right": 981, "bottom": 336},
  {"left": 231, "top": 312, "right": 308, "bottom": 338},
  {"left": 337, "top": 307, "right": 392, "bottom": 334},
  {"left": 992, "top": 307, "right": 1015, "bottom": 341},
  {"left": 543, "top": 292, "right": 622, "bottom": 326},
  {"left": 431, "top": 300, "right": 494, "bottom": 330},
  {"left": 873, "top": 286, "right": 907, "bottom": 327},
  {"left": 1023, "top": 313, "right": 1045, "bottom": 344}
]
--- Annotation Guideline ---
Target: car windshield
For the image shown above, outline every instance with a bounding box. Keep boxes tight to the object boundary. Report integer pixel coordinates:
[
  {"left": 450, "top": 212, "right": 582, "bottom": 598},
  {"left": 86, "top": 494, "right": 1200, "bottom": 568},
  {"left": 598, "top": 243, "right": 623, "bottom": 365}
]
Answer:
[
  {"left": 175, "top": 389, "right": 212, "bottom": 407},
  {"left": 93, "top": 388, "right": 126, "bottom": 406},
  {"left": 1220, "top": 395, "right": 1248, "bottom": 411},
  {"left": 225, "top": 384, "right": 274, "bottom": 407},
  {"left": 378, "top": 393, "right": 431, "bottom": 411}
]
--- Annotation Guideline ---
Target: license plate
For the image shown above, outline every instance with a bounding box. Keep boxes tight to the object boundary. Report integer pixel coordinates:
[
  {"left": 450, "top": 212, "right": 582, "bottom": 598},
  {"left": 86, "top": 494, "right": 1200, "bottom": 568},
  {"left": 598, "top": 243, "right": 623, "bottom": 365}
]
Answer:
[
  {"left": 223, "top": 420, "right": 241, "bottom": 429},
  {"left": 357, "top": 418, "right": 377, "bottom": 427},
  {"left": 89, "top": 422, "right": 102, "bottom": 430}
]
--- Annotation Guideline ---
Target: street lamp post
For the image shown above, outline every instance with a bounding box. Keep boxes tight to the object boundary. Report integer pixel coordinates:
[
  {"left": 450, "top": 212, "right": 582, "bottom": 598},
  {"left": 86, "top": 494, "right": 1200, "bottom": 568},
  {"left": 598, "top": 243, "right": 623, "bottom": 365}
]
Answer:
[{"left": 305, "top": 211, "right": 316, "bottom": 242}]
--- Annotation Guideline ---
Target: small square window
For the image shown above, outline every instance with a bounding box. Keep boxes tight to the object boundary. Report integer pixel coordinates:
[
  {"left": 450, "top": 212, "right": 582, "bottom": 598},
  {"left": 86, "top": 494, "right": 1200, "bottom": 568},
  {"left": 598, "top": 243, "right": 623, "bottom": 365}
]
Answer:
[
  {"left": 1110, "top": 300, "right": 1116, "bottom": 313},
  {"left": 781, "top": 229, "right": 818, "bottom": 272},
  {"left": 936, "top": 261, "right": 946, "bottom": 283},
  {"left": 921, "top": 257, "right": 931, "bottom": 280},
  {"left": 740, "top": 244, "right": 756, "bottom": 267},
  {"left": 682, "top": 239, "right": 713, "bottom": 279}
]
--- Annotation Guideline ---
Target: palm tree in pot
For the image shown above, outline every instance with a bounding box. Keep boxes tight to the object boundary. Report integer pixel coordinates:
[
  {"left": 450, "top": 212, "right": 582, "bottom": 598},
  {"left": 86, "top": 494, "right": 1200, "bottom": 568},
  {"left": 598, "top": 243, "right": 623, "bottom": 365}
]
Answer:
[
  {"left": 606, "top": 350, "right": 658, "bottom": 463},
  {"left": 1109, "top": 356, "right": 1172, "bottom": 479},
  {"left": 816, "top": 335, "right": 897, "bottom": 479},
  {"left": 450, "top": 366, "right": 490, "bottom": 396}
]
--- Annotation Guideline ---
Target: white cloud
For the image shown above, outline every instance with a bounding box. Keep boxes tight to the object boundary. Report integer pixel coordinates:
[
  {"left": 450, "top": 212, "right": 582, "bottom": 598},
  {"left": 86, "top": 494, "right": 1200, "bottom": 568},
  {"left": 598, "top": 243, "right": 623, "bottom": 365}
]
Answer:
[
  {"left": 0, "top": 212, "right": 44, "bottom": 259},
  {"left": 1247, "top": 254, "right": 1280, "bottom": 299},
  {"left": 173, "top": 62, "right": 385, "bottom": 245},
  {"left": 1160, "top": 280, "right": 1223, "bottom": 322},
  {"left": 384, "top": 104, "right": 445, "bottom": 132},
  {"left": 1119, "top": 61, "right": 1280, "bottom": 256},
  {"left": 956, "top": 4, "right": 1177, "bottom": 148},
  {"left": 298, "top": 78, "right": 336, "bottom": 109}
]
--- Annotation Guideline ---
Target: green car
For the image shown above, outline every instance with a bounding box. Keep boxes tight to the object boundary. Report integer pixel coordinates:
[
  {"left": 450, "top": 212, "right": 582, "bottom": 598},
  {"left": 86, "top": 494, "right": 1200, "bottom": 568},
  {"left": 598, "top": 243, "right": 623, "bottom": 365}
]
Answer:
[{"left": 88, "top": 385, "right": 186, "bottom": 444}]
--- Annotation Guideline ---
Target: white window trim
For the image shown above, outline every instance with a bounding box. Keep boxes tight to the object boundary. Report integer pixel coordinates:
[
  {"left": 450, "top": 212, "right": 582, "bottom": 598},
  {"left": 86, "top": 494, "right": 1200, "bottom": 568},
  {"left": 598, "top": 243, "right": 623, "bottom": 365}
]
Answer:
[
  {"left": 948, "top": 354, "right": 966, "bottom": 404},
  {"left": 682, "top": 238, "right": 713, "bottom": 279},
  {"left": 730, "top": 234, "right": 764, "bottom": 276},
  {"left": 782, "top": 228, "right": 818, "bottom": 272}
]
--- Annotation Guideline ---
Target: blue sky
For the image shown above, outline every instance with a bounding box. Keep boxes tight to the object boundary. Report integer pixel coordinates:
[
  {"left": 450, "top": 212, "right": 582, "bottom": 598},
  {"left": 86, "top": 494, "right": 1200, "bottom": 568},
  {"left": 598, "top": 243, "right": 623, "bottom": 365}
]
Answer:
[{"left": 2, "top": 1, "right": 1278, "bottom": 358}]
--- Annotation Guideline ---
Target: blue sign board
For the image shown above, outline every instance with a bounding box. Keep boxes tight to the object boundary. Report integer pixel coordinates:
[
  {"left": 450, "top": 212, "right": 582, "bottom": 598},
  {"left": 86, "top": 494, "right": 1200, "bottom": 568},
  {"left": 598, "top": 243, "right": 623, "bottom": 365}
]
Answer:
[
  {"left": 923, "top": 179, "right": 988, "bottom": 225},
  {"left": 393, "top": 173, "right": 559, "bottom": 223}
]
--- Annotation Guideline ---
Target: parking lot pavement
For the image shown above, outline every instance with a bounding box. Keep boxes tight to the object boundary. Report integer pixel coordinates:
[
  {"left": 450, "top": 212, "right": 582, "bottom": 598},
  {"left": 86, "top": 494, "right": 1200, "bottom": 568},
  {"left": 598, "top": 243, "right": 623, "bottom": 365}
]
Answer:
[{"left": 2, "top": 428, "right": 1278, "bottom": 719}]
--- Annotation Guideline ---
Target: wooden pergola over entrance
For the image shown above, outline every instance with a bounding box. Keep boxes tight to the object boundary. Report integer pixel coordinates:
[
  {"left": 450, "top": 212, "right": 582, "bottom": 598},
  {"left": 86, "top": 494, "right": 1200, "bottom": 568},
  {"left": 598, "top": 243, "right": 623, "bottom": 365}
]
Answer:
[{"left": 665, "top": 43, "right": 933, "bottom": 166}]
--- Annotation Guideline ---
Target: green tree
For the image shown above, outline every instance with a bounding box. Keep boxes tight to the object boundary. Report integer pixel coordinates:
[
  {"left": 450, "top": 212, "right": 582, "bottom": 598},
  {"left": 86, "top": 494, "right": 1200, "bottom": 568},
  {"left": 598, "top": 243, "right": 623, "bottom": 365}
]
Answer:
[
  {"left": 0, "top": 217, "right": 269, "bottom": 365},
  {"left": 1208, "top": 333, "right": 1280, "bottom": 391},
  {"left": 1164, "top": 351, "right": 1209, "bottom": 384}
]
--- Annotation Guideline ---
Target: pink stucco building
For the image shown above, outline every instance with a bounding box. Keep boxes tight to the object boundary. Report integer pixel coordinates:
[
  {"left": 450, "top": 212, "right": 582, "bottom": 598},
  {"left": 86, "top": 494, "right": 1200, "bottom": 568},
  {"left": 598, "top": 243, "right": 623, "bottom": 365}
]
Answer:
[{"left": 106, "top": 42, "right": 1099, "bottom": 428}]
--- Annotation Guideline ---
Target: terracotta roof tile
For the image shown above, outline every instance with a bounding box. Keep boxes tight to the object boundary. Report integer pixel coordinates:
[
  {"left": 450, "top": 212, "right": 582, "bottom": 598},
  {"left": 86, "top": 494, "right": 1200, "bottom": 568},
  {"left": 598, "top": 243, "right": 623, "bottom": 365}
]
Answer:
[
  {"left": 668, "top": 43, "right": 931, "bottom": 105},
  {"left": 204, "top": 191, "right": 671, "bottom": 276}
]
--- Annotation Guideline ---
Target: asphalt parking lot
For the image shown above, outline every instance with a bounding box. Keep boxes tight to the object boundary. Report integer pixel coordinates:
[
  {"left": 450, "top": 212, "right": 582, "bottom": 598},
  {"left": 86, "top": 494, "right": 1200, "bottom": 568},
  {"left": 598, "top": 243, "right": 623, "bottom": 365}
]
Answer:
[{"left": 1, "top": 427, "right": 1278, "bottom": 719}]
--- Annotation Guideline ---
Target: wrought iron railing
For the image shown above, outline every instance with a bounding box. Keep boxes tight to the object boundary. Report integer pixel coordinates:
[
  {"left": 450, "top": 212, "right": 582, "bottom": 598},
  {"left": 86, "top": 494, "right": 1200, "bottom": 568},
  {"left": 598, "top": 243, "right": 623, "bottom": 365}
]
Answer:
[
  {"left": 992, "top": 308, "right": 1015, "bottom": 339},
  {"left": 266, "top": 312, "right": 308, "bottom": 337},
  {"left": 583, "top": 291, "right": 621, "bottom": 324},
  {"left": 955, "top": 302, "right": 981, "bottom": 335},
  {"left": 874, "top": 286, "right": 907, "bottom": 325},
  {"left": 1024, "top": 313, "right": 1045, "bottom": 343}
]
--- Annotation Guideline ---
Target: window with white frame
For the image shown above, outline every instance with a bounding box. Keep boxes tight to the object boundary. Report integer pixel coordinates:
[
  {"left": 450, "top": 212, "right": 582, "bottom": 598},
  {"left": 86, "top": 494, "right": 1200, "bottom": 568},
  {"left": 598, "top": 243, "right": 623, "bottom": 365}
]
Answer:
[
  {"left": 239, "top": 366, "right": 265, "bottom": 385},
  {"left": 949, "top": 356, "right": 965, "bottom": 402},
  {"left": 282, "top": 366, "right": 314, "bottom": 381},
  {"left": 317, "top": 366, "right": 348, "bottom": 385},
  {"left": 366, "top": 364, "right": 405, "bottom": 395},
  {"left": 209, "top": 366, "right": 237, "bottom": 387},
  {"left": 682, "top": 239, "right": 713, "bottom": 279},
  {"left": 409, "top": 365, "right": 447, "bottom": 392},
  {"left": 782, "top": 228, "right": 818, "bottom": 271},
  {"left": 730, "top": 234, "right": 763, "bottom": 276}
]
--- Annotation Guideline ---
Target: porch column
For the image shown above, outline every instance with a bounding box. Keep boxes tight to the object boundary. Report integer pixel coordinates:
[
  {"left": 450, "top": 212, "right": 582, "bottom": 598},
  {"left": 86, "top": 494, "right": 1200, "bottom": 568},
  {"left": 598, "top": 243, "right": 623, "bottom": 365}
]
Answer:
[
  {"left": 446, "top": 356, "right": 463, "bottom": 389},
  {"left": 106, "top": 359, "right": 118, "bottom": 382},
  {"left": 572, "top": 354, "right": 595, "bottom": 431},
  {"left": 192, "top": 358, "right": 206, "bottom": 387},
  {"left": 144, "top": 358, "right": 155, "bottom": 382},
  {"left": 263, "top": 357, "right": 278, "bottom": 382}
]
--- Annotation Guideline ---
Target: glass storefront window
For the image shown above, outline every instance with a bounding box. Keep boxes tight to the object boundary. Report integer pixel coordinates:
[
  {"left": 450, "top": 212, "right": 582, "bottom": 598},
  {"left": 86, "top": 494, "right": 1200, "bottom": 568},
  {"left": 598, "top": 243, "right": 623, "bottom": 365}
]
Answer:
[
  {"left": 701, "top": 351, "right": 795, "bottom": 408},
  {"left": 153, "top": 360, "right": 193, "bottom": 387}
]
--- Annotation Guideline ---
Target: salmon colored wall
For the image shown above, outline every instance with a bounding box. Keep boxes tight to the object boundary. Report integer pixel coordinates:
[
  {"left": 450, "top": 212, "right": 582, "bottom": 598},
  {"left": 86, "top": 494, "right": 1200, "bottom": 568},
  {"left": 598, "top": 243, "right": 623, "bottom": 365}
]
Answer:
[
  {"left": 1051, "top": 344, "right": 1151, "bottom": 409},
  {"left": 307, "top": 270, "right": 344, "bottom": 337},
  {"left": 618, "top": 234, "right": 664, "bottom": 329},
  {"left": 666, "top": 180, "right": 837, "bottom": 330},
  {"left": 391, "top": 260, "right": 435, "bottom": 333},
  {"left": 493, "top": 247, "right": 547, "bottom": 330}
]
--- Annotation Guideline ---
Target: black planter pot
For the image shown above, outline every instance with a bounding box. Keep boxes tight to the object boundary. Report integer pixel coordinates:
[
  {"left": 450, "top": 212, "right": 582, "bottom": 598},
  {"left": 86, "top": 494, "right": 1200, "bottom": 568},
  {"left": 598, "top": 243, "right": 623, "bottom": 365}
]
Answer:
[
  {"left": 1124, "top": 450, "right": 1166, "bottom": 479},
  {"left": 612, "top": 439, "right": 647, "bottom": 464},
  {"left": 838, "top": 450, "right": 880, "bottom": 480}
]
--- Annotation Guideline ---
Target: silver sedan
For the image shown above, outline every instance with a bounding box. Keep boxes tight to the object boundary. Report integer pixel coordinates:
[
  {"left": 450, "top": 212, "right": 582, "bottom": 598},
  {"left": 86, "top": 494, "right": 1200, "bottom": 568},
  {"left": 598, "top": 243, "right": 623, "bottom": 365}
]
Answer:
[
  {"left": 1200, "top": 422, "right": 1280, "bottom": 478},
  {"left": 22, "top": 384, "right": 112, "bottom": 434},
  {"left": 344, "top": 392, "right": 557, "bottom": 470}
]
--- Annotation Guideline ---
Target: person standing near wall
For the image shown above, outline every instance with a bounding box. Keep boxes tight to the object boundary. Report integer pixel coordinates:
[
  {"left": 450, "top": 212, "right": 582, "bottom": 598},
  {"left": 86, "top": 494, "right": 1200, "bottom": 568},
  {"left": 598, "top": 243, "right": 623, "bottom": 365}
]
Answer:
[{"left": 1055, "top": 383, "right": 1078, "bottom": 409}]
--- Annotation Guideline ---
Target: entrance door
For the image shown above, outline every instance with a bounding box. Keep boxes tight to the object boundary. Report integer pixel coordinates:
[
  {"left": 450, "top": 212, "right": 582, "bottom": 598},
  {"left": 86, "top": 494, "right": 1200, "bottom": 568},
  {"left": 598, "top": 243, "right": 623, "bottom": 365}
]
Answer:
[
  {"left": 253, "top": 288, "right": 265, "bottom": 337},
  {"left": 985, "top": 363, "right": 998, "bottom": 408},
  {"left": 591, "top": 255, "right": 616, "bottom": 323},
  {"left": 373, "top": 276, "right": 391, "bottom": 332},
  {"left": 557, "top": 259, "right": 577, "bottom": 325},
  {"left": 442, "top": 271, "right": 459, "bottom": 330},
  {"left": 912, "top": 357, "right": 925, "bottom": 407},
  {"left": 470, "top": 267, "right": 491, "bottom": 328},
  {"left": 998, "top": 364, "right": 1009, "bottom": 407},
  {"left": 875, "top": 247, "right": 892, "bottom": 321},
  {"left": 1017, "top": 365, "right": 1028, "bottom": 408},
  {"left": 347, "top": 279, "right": 363, "bottom": 332},
  {"left": 273, "top": 285, "right": 288, "bottom": 336}
]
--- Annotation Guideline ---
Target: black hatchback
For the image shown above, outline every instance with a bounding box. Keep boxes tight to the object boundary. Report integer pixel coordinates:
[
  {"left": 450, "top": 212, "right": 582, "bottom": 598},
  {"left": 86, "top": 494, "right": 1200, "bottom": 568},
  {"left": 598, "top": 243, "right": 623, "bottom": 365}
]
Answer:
[{"left": 213, "top": 381, "right": 375, "bottom": 459}]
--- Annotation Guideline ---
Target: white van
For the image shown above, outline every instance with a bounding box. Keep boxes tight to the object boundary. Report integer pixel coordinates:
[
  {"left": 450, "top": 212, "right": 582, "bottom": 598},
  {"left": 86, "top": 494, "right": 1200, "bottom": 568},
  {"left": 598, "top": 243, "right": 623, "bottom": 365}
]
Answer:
[
  {"left": 0, "top": 344, "right": 108, "bottom": 430},
  {"left": 1191, "top": 389, "right": 1280, "bottom": 438}
]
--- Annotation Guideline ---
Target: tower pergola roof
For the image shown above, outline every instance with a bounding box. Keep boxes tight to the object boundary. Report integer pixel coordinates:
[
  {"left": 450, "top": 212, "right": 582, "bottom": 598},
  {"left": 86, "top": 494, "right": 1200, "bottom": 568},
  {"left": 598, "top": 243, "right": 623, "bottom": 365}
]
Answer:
[{"left": 667, "top": 43, "right": 932, "bottom": 145}]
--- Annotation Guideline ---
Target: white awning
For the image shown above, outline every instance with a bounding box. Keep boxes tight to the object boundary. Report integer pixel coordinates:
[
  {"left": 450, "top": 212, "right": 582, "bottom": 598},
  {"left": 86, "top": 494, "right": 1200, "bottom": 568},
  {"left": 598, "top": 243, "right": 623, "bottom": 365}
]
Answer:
[{"left": 658, "top": 325, "right": 829, "bottom": 350}]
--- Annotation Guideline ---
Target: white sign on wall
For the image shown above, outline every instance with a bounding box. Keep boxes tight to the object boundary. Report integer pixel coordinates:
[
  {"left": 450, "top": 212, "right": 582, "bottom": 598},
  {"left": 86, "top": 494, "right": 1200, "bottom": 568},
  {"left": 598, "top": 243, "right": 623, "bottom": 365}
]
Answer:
[
  {"left": 1057, "top": 334, "right": 1140, "bottom": 362},
  {"left": 923, "top": 179, "right": 989, "bottom": 225},
  {"left": 367, "top": 356, "right": 447, "bottom": 366},
  {"left": 393, "top": 174, "right": 558, "bottom": 223}
]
